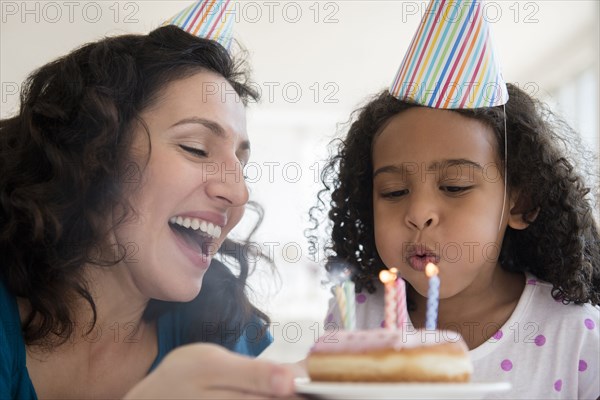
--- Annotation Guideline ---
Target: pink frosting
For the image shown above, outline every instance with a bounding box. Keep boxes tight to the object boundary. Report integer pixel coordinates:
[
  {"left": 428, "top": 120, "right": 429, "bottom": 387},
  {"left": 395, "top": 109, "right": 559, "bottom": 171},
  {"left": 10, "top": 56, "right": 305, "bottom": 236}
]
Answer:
[{"left": 310, "top": 329, "right": 465, "bottom": 353}]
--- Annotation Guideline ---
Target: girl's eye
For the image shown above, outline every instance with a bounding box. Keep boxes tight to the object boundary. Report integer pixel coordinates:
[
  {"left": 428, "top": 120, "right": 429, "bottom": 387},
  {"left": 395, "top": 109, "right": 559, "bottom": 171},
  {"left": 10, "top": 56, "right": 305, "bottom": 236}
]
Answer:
[
  {"left": 441, "top": 186, "right": 472, "bottom": 193},
  {"left": 381, "top": 189, "right": 408, "bottom": 198},
  {"left": 180, "top": 145, "right": 207, "bottom": 157}
]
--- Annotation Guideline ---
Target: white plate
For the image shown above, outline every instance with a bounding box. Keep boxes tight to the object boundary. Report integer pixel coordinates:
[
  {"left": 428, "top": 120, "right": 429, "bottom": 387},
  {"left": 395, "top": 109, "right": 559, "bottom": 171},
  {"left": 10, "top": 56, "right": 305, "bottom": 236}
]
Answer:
[{"left": 295, "top": 378, "right": 511, "bottom": 400}]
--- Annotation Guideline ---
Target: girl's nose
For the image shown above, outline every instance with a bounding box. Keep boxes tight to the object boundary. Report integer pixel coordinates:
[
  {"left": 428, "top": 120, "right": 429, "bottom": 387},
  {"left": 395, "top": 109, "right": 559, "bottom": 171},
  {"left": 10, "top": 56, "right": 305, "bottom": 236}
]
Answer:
[
  {"left": 404, "top": 193, "right": 439, "bottom": 230},
  {"left": 204, "top": 161, "right": 249, "bottom": 207},
  {"left": 406, "top": 216, "right": 436, "bottom": 230}
]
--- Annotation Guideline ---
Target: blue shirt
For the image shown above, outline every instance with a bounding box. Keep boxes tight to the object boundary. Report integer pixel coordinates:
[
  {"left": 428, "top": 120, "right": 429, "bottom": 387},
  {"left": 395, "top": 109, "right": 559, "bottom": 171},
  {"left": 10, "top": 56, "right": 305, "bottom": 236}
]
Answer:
[{"left": 0, "top": 279, "right": 272, "bottom": 400}]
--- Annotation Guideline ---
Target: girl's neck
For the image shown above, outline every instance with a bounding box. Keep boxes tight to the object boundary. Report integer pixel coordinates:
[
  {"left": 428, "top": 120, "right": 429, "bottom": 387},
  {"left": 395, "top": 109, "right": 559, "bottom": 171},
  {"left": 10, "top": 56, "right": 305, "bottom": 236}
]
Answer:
[{"left": 408, "top": 267, "right": 525, "bottom": 350}]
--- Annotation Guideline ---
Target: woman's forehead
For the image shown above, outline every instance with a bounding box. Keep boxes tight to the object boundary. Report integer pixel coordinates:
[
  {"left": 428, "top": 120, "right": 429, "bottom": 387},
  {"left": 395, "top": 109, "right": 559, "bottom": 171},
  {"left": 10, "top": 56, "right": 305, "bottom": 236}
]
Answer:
[{"left": 141, "top": 72, "right": 248, "bottom": 141}]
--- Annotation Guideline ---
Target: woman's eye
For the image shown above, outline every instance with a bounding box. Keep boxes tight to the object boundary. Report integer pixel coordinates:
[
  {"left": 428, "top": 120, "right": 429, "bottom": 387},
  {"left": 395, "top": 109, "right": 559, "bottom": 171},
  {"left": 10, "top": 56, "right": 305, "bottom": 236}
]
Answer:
[
  {"left": 180, "top": 145, "right": 207, "bottom": 157},
  {"left": 241, "top": 165, "right": 250, "bottom": 179}
]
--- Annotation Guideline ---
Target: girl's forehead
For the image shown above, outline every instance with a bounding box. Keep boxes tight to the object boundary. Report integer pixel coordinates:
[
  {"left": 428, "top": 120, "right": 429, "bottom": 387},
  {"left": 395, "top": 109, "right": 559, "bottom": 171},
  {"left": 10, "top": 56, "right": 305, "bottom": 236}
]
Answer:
[
  {"left": 372, "top": 108, "right": 499, "bottom": 166},
  {"left": 382, "top": 107, "right": 489, "bottom": 136}
]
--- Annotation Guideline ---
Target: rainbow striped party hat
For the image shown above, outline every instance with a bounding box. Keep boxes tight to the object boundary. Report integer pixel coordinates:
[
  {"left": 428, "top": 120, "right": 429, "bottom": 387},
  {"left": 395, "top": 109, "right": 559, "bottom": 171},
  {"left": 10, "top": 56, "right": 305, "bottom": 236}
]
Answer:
[
  {"left": 389, "top": 0, "right": 508, "bottom": 109},
  {"left": 164, "top": 0, "right": 235, "bottom": 50}
]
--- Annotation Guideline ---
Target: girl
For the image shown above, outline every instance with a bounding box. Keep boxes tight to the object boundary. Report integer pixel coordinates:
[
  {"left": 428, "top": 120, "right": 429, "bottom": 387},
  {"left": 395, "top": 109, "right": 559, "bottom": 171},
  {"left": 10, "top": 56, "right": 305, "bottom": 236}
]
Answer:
[
  {"left": 0, "top": 26, "right": 296, "bottom": 398},
  {"left": 311, "top": 84, "right": 600, "bottom": 399}
]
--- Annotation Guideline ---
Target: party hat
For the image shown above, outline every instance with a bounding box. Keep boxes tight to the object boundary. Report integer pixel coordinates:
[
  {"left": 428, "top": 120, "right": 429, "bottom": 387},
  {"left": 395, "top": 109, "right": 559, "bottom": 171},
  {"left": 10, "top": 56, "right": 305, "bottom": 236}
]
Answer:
[
  {"left": 164, "top": 0, "right": 235, "bottom": 50},
  {"left": 389, "top": 0, "right": 508, "bottom": 109}
]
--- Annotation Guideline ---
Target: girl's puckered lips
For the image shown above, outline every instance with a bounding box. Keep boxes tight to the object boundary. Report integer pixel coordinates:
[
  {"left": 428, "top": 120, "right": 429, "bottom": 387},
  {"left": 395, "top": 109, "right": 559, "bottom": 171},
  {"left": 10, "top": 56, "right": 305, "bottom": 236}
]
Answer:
[{"left": 404, "top": 244, "right": 440, "bottom": 272}]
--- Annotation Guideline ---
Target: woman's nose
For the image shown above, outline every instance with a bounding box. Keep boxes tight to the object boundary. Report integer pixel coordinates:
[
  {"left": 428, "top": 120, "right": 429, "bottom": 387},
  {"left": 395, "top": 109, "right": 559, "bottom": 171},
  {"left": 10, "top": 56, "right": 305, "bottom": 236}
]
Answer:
[{"left": 204, "top": 160, "right": 249, "bottom": 207}]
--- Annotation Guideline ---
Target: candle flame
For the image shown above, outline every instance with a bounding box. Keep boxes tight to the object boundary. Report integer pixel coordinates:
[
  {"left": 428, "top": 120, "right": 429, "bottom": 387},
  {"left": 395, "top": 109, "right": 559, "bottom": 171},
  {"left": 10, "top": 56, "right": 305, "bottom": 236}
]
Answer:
[
  {"left": 379, "top": 269, "right": 398, "bottom": 283},
  {"left": 425, "top": 262, "right": 439, "bottom": 277}
]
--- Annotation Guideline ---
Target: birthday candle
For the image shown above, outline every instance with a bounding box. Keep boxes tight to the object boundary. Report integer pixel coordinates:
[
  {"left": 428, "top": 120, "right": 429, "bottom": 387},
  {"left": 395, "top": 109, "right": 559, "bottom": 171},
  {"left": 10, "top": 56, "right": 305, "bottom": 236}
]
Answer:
[
  {"left": 334, "top": 286, "right": 347, "bottom": 330},
  {"left": 379, "top": 269, "right": 398, "bottom": 330},
  {"left": 343, "top": 281, "right": 356, "bottom": 330},
  {"left": 425, "top": 262, "right": 440, "bottom": 330},
  {"left": 394, "top": 272, "right": 408, "bottom": 328}
]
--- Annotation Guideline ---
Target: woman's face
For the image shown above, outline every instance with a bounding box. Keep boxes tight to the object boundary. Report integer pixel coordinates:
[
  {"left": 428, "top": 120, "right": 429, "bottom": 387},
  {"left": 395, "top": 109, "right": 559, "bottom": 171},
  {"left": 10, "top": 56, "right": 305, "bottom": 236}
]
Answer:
[
  {"left": 372, "top": 107, "right": 514, "bottom": 300},
  {"left": 113, "top": 71, "right": 250, "bottom": 302}
]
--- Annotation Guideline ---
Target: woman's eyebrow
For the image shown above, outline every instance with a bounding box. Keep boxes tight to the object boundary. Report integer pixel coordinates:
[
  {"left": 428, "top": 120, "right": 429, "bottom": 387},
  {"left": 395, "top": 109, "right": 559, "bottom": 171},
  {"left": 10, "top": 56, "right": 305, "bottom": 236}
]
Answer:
[
  {"left": 170, "top": 116, "right": 250, "bottom": 152},
  {"left": 169, "top": 117, "right": 225, "bottom": 138}
]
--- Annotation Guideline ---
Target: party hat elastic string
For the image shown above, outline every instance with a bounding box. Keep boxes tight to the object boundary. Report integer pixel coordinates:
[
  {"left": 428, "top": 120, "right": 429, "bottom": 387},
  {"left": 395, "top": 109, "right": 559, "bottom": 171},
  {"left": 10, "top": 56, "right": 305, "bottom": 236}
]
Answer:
[{"left": 498, "top": 104, "right": 508, "bottom": 231}]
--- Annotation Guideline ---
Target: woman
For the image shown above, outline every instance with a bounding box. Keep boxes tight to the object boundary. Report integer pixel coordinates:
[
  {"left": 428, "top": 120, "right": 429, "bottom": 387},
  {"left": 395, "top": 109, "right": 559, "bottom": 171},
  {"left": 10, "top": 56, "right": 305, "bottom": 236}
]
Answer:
[{"left": 0, "top": 25, "right": 296, "bottom": 399}]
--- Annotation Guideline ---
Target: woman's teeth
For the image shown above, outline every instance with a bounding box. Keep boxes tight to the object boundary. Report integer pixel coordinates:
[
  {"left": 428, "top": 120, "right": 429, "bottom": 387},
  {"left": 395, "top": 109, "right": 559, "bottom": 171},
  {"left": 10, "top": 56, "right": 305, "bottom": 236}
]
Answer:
[{"left": 169, "top": 216, "right": 221, "bottom": 239}]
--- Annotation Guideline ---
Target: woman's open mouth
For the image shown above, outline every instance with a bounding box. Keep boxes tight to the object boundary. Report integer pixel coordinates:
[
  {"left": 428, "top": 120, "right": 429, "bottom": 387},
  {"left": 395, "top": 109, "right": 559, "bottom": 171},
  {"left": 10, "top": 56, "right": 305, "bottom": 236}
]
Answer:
[{"left": 168, "top": 216, "right": 221, "bottom": 268}]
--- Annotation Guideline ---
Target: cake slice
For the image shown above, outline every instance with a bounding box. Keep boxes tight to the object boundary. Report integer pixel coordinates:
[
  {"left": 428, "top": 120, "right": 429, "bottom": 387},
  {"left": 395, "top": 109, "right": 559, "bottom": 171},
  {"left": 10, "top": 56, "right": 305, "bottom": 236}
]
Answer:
[{"left": 307, "top": 329, "right": 473, "bottom": 382}]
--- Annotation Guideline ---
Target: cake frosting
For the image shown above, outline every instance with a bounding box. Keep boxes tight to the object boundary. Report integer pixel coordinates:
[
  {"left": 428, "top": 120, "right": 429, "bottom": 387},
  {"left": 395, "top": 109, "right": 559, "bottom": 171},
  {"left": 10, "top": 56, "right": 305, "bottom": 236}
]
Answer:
[{"left": 310, "top": 328, "right": 467, "bottom": 352}]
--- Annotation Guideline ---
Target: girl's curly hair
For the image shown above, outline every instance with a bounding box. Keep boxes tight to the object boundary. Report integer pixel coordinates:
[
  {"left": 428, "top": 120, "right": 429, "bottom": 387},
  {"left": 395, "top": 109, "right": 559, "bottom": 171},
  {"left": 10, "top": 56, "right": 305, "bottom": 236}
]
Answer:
[
  {"left": 0, "top": 25, "right": 268, "bottom": 347},
  {"left": 309, "top": 84, "right": 600, "bottom": 306}
]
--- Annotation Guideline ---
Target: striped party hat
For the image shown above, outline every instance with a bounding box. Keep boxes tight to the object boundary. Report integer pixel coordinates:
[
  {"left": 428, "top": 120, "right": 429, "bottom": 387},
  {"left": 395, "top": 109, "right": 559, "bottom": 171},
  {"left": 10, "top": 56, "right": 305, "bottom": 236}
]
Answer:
[
  {"left": 389, "top": 0, "right": 508, "bottom": 109},
  {"left": 164, "top": 0, "right": 235, "bottom": 50}
]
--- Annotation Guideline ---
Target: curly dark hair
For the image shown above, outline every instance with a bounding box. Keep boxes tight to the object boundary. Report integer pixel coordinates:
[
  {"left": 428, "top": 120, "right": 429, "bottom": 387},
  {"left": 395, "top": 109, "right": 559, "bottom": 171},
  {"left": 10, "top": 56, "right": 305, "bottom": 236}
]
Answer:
[
  {"left": 0, "top": 25, "right": 269, "bottom": 347},
  {"left": 309, "top": 84, "right": 600, "bottom": 306}
]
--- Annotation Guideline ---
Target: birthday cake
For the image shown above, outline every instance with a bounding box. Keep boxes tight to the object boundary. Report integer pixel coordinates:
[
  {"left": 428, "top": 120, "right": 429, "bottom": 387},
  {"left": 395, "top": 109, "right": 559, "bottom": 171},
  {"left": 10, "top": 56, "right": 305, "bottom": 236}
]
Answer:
[{"left": 307, "top": 328, "right": 472, "bottom": 382}]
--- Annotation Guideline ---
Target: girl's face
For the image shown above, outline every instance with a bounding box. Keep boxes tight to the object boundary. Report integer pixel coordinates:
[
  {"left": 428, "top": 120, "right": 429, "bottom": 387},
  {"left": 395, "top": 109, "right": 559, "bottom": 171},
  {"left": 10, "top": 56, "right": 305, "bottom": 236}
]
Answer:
[
  {"left": 372, "top": 107, "right": 518, "bottom": 300},
  {"left": 112, "top": 71, "right": 249, "bottom": 302}
]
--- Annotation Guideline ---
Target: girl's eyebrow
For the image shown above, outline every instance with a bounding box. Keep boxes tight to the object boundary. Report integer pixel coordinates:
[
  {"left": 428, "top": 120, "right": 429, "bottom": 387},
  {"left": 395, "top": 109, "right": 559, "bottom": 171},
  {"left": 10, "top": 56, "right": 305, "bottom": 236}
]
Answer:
[
  {"left": 169, "top": 116, "right": 250, "bottom": 151},
  {"left": 430, "top": 158, "right": 484, "bottom": 171},
  {"left": 373, "top": 158, "right": 483, "bottom": 178}
]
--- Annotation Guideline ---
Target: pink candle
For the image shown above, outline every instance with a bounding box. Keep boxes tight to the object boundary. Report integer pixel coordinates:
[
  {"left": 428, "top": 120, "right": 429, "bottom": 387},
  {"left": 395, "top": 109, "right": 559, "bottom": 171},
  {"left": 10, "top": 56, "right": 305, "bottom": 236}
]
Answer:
[
  {"left": 392, "top": 269, "right": 408, "bottom": 328},
  {"left": 379, "top": 269, "right": 397, "bottom": 330}
]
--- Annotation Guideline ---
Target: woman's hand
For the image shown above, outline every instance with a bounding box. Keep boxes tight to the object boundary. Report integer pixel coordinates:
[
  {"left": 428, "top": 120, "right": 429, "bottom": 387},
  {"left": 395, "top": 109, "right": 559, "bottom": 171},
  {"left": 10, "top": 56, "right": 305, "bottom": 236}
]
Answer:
[
  {"left": 282, "top": 359, "right": 308, "bottom": 379},
  {"left": 124, "top": 343, "right": 298, "bottom": 399}
]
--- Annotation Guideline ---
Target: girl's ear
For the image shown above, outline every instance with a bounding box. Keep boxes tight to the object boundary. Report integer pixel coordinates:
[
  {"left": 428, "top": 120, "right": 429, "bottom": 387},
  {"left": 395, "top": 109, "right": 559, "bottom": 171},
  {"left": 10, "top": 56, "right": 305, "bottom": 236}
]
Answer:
[{"left": 508, "top": 190, "right": 540, "bottom": 230}]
